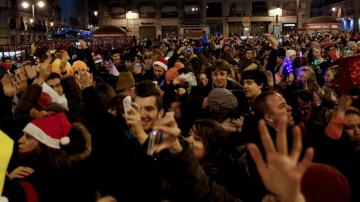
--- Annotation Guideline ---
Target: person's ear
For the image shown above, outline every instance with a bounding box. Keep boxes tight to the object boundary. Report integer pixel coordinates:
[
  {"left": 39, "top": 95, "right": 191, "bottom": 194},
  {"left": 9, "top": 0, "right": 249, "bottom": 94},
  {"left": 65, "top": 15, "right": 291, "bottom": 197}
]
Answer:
[
  {"left": 263, "top": 114, "right": 273, "bottom": 124},
  {"left": 158, "top": 108, "right": 165, "bottom": 118}
]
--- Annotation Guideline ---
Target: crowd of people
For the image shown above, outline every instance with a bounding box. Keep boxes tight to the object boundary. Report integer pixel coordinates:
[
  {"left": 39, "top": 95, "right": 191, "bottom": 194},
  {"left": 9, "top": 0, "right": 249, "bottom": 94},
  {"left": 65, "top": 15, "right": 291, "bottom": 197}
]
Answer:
[{"left": 0, "top": 30, "right": 360, "bottom": 202}]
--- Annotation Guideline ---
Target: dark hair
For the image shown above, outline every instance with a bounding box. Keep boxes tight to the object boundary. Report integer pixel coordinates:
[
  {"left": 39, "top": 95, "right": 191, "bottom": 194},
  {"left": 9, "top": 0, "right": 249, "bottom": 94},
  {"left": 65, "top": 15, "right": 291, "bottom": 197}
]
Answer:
[
  {"left": 36, "top": 122, "right": 91, "bottom": 171},
  {"left": 241, "top": 69, "right": 268, "bottom": 88},
  {"left": 294, "top": 89, "right": 313, "bottom": 103},
  {"left": 46, "top": 73, "right": 61, "bottom": 81},
  {"left": 192, "top": 119, "right": 223, "bottom": 156},
  {"left": 94, "top": 83, "right": 118, "bottom": 111},
  {"left": 136, "top": 80, "right": 163, "bottom": 110},
  {"left": 252, "top": 90, "right": 279, "bottom": 119},
  {"left": 207, "top": 59, "right": 232, "bottom": 78}
]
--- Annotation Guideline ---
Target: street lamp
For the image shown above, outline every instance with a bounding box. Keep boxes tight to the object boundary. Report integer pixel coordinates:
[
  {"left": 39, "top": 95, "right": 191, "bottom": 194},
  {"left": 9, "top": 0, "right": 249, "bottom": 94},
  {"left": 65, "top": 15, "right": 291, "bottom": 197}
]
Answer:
[
  {"left": 269, "top": 5, "right": 282, "bottom": 35},
  {"left": 22, "top": 2, "right": 30, "bottom": 8},
  {"left": 94, "top": 11, "right": 98, "bottom": 17},
  {"left": 22, "top": 1, "right": 45, "bottom": 23},
  {"left": 125, "top": 11, "right": 139, "bottom": 35}
]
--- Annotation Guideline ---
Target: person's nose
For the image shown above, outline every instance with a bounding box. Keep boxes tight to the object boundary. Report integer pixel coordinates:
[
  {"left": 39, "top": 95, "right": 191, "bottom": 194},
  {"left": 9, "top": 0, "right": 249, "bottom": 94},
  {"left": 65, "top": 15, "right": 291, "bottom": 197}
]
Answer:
[
  {"left": 140, "top": 108, "right": 147, "bottom": 118},
  {"left": 287, "top": 104, "right": 292, "bottom": 111},
  {"left": 18, "top": 135, "right": 25, "bottom": 144},
  {"left": 354, "top": 126, "right": 360, "bottom": 136}
]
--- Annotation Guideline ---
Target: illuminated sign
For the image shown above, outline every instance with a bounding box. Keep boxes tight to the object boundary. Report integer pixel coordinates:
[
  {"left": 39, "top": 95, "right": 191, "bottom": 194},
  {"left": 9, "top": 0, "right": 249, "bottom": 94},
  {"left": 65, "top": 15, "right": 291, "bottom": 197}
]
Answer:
[
  {"left": 283, "top": 23, "right": 296, "bottom": 27},
  {"left": 304, "top": 23, "right": 340, "bottom": 30}
]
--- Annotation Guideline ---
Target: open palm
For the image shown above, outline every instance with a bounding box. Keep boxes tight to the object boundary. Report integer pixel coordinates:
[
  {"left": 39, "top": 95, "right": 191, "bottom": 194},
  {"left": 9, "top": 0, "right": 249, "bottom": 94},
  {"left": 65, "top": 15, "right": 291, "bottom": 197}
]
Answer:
[{"left": 248, "top": 117, "right": 314, "bottom": 202}]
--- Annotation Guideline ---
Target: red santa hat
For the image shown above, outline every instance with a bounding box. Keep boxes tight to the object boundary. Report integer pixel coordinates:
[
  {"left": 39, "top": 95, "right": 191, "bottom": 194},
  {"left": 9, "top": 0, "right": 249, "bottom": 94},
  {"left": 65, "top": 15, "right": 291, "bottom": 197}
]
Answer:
[
  {"left": 152, "top": 55, "right": 168, "bottom": 71},
  {"left": 23, "top": 113, "right": 72, "bottom": 149}
]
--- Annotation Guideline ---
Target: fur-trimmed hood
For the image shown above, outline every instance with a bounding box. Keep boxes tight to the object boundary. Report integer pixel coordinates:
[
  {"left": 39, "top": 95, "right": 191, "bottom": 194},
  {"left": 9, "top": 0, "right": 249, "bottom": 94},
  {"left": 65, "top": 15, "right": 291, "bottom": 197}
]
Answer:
[{"left": 65, "top": 122, "right": 92, "bottom": 163}]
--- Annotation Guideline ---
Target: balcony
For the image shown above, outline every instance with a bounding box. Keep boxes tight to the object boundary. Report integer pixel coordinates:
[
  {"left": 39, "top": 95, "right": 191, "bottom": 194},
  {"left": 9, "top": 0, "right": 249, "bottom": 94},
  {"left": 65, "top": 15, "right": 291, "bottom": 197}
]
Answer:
[
  {"left": 139, "top": 12, "right": 156, "bottom": 18},
  {"left": 160, "top": 2, "right": 178, "bottom": 18},
  {"left": 206, "top": 2, "right": 223, "bottom": 18},
  {"left": 252, "top": 1, "right": 268, "bottom": 16},
  {"left": 161, "top": 12, "right": 178, "bottom": 18},
  {"left": 110, "top": 7, "right": 126, "bottom": 19}
]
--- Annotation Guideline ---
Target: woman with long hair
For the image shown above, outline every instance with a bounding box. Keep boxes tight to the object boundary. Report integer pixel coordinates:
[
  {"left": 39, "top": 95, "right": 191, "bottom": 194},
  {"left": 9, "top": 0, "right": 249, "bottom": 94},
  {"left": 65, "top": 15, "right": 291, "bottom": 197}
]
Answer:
[{"left": 6, "top": 113, "right": 93, "bottom": 202}]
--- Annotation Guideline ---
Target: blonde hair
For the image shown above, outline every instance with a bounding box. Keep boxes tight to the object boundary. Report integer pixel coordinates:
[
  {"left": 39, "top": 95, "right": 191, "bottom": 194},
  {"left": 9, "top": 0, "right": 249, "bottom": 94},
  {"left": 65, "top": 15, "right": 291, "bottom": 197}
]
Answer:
[{"left": 297, "top": 66, "right": 320, "bottom": 93}]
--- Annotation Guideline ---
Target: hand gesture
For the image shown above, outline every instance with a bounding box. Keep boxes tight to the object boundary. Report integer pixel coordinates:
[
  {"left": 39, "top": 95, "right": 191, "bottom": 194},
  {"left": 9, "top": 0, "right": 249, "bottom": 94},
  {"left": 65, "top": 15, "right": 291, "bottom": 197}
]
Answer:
[
  {"left": 12, "top": 70, "right": 28, "bottom": 93},
  {"left": 24, "top": 64, "right": 37, "bottom": 79},
  {"left": 248, "top": 117, "right": 314, "bottom": 202},
  {"left": 1, "top": 74, "right": 16, "bottom": 97},
  {"left": 39, "top": 58, "right": 52, "bottom": 79},
  {"left": 337, "top": 95, "right": 357, "bottom": 112},
  {"left": 153, "top": 112, "right": 182, "bottom": 154},
  {"left": 7, "top": 166, "right": 34, "bottom": 180},
  {"left": 124, "top": 102, "right": 148, "bottom": 144}
]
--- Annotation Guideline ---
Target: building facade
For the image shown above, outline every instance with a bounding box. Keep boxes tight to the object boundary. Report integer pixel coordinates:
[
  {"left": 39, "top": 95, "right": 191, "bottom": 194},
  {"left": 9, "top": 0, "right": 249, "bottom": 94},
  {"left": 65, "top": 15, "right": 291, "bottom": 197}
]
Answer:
[
  {"left": 315, "top": 0, "right": 360, "bottom": 31},
  {"left": 0, "top": 0, "right": 61, "bottom": 45},
  {"left": 98, "top": 0, "right": 312, "bottom": 39}
]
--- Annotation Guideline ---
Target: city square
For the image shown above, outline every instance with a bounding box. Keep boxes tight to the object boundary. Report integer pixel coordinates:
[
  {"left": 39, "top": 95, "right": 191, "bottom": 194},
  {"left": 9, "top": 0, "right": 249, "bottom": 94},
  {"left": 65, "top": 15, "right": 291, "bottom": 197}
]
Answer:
[{"left": 0, "top": 0, "right": 360, "bottom": 202}]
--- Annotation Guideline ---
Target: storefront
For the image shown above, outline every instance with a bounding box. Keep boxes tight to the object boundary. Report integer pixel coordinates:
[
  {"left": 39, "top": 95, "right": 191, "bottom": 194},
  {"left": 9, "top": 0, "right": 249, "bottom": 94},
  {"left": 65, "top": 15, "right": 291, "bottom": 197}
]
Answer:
[
  {"left": 139, "top": 26, "right": 156, "bottom": 39},
  {"left": 161, "top": 26, "right": 178, "bottom": 38},
  {"left": 282, "top": 23, "right": 297, "bottom": 33},
  {"left": 304, "top": 16, "right": 340, "bottom": 32},
  {"left": 228, "top": 22, "right": 244, "bottom": 35}
]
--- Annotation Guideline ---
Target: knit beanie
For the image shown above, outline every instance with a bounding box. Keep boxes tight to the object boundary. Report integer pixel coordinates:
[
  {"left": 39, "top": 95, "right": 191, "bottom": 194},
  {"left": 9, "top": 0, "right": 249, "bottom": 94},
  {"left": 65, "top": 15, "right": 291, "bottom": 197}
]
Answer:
[
  {"left": 208, "top": 88, "right": 238, "bottom": 114},
  {"left": 301, "top": 163, "right": 351, "bottom": 202},
  {"left": 116, "top": 72, "right": 135, "bottom": 91}
]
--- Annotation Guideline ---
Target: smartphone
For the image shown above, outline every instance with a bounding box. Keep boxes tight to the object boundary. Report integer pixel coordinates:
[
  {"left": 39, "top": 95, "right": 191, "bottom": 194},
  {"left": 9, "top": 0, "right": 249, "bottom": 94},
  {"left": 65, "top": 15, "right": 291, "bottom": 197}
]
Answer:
[
  {"left": 147, "top": 130, "right": 163, "bottom": 155},
  {"left": 123, "top": 96, "right": 132, "bottom": 112}
]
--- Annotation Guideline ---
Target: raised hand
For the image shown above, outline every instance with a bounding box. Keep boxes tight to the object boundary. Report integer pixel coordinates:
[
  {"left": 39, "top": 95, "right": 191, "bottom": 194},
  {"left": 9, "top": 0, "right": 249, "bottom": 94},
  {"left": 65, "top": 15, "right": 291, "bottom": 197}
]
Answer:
[
  {"left": 1, "top": 74, "right": 16, "bottom": 97},
  {"left": 153, "top": 112, "right": 182, "bottom": 154},
  {"left": 23, "top": 63, "right": 37, "bottom": 79},
  {"left": 124, "top": 102, "right": 148, "bottom": 145},
  {"left": 248, "top": 116, "right": 314, "bottom": 202},
  {"left": 337, "top": 95, "right": 357, "bottom": 112},
  {"left": 34, "top": 58, "right": 52, "bottom": 85}
]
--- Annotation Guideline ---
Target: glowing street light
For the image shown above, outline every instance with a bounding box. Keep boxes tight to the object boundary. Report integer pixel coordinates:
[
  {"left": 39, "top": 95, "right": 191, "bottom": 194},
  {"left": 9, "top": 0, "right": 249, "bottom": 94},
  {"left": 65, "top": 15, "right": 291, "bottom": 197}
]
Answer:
[
  {"left": 94, "top": 11, "right": 98, "bottom": 16},
  {"left": 37, "top": 1, "right": 45, "bottom": 8},
  {"left": 50, "top": 22, "right": 54, "bottom": 26},
  {"left": 332, "top": 7, "right": 336, "bottom": 12},
  {"left": 22, "top": 2, "right": 30, "bottom": 8},
  {"left": 22, "top": 1, "right": 46, "bottom": 23},
  {"left": 29, "top": 18, "right": 34, "bottom": 23},
  {"left": 126, "top": 11, "right": 139, "bottom": 20}
]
